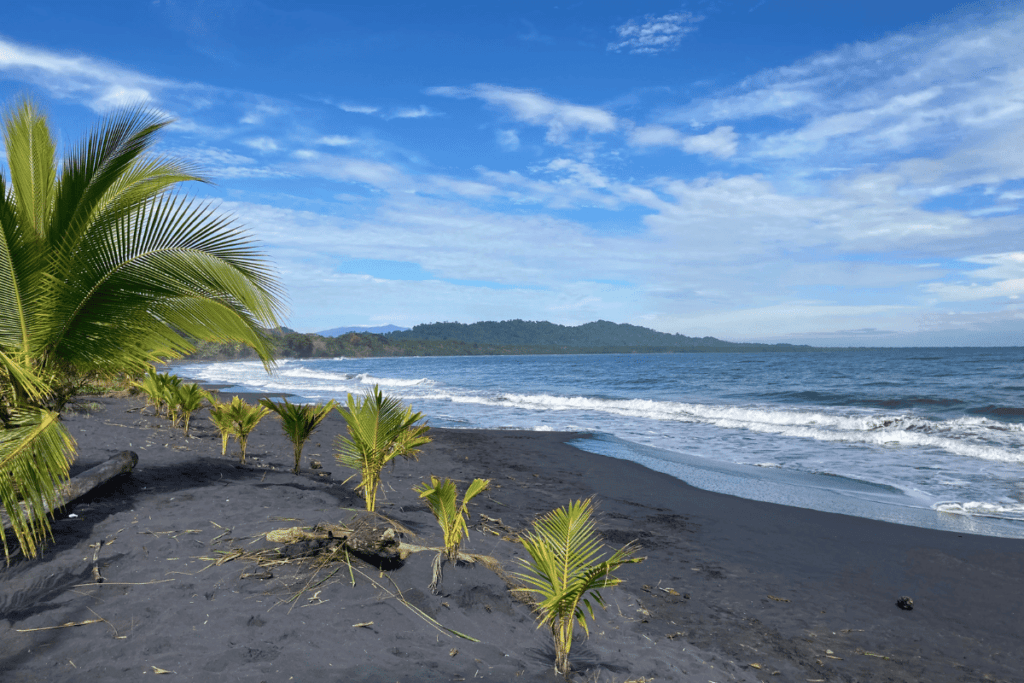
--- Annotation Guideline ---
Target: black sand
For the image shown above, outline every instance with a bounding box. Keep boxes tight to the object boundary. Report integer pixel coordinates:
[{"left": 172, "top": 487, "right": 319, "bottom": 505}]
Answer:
[{"left": 2, "top": 393, "right": 1022, "bottom": 682}]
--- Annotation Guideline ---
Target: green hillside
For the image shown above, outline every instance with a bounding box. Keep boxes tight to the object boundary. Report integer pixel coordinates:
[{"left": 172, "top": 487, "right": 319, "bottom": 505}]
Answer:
[{"left": 387, "top": 319, "right": 809, "bottom": 351}]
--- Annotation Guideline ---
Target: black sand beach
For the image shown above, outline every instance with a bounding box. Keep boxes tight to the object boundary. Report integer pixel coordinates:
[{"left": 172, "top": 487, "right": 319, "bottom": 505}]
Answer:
[{"left": 2, "top": 393, "right": 1022, "bottom": 682}]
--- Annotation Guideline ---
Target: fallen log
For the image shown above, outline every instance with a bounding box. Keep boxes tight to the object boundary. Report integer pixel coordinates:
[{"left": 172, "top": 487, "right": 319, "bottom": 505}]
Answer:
[{"left": 1, "top": 451, "right": 139, "bottom": 532}]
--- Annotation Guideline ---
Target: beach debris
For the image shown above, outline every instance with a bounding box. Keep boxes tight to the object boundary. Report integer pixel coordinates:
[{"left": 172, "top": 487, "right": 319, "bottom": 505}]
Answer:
[
  {"left": 750, "top": 663, "right": 762, "bottom": 669},
  {"left": 896, "top": 595, "right": 914, "bottom": 610},
  {"left": 311, "top": 460, "right": 322, "bottom": 469},
  {"left": 16, "top": 619, "right": 104, "bottom": 632},
  {"left": 767, "top": 595, "right": 790, "bottom": 602},
  {"left": 450, "top": 648, "right": 459, "bottom": 656},
  {"left": 150, "top": 666, "right": 175, "bottom": 674},
  {"left": 90, "top": 540, "right": 105, "bottom": 583},
  {"left": 352, "top": 621, "right": 374, "bottom": 628}
]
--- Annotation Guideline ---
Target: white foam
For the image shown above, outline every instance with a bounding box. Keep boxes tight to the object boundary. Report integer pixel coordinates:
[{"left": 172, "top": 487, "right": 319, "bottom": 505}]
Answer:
[
  {"left": 355, "top": 373, "right": 432, "bottom": 388},
  {"left": 934, "top": 501, "right": 1024, "bottom": 520},
  {"left": 484, "top": 392, "right": 1024, "bottom": 463}
]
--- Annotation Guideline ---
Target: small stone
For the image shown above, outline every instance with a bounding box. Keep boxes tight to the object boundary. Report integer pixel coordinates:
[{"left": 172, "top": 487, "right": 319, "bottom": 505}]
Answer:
[{"left": 896, "top": 596, "right": 914, "bottom": 610}]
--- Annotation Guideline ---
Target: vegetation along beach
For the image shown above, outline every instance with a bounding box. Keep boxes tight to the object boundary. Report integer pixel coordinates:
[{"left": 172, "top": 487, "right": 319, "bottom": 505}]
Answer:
[{"left": 3, "top": 2, "right": 1024, "bottom": 682}]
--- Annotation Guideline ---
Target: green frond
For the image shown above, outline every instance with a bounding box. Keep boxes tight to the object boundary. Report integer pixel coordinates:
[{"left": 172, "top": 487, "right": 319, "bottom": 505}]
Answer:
[
  {"left": 0, "top": 406, "right": 75, "bottom": 562},
  {"left": 3, "top": 100, "right": 55, "bottom": 240}
]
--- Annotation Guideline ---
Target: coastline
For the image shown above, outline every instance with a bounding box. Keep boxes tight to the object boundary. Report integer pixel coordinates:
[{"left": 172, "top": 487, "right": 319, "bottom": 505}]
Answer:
[{"left": 2, "top": 393, "right": 1022, "bottom": 682}]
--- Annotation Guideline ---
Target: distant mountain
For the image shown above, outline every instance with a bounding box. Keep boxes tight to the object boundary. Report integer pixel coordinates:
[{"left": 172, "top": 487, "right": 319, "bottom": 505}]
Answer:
[
  {"left": 318, "top": 324, "right": 409, "bottom": 337},
  {"left": 387, "top": 319, "right": 809, "bottom": 351}
]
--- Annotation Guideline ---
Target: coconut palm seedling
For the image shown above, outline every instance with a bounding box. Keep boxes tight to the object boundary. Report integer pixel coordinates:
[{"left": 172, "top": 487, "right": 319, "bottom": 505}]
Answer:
[
  {"left": 175, "top": 383, "right": 208, "bottom": 436},
  {"left": 414, "top": 476, "right": 490, "bottom": 592},
  {"left": 259, "top": 398, "right": 336, "bottom": 473},
  {"left": 135, "top": 367, "right": 165, "bottom": 415},
  {"left": 207, "top": 395, "right": 236, "bottom": 457},
  {"left": 334, "top": 385, "right": 430, "bottom": 512},
  {"left": 162, "top": 374, "right": 184, "bottom": 425},
  {"left": 208, "top": 396, "right": 269, "bottom": 464},
  {"left": 228, "top": 397, "right": 269, "bottom": 464},
  {"left": 515, "top": 497, "right": 644, "bottom": 678}
]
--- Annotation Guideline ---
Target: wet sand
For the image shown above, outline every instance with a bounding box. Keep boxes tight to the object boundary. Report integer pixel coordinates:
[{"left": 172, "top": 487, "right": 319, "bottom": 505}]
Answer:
[{"left": 2, "top": 393, "right": 1022, "bottom": 682}]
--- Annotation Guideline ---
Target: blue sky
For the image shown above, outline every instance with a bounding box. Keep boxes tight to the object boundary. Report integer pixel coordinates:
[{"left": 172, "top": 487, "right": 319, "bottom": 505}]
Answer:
[{"left": 1, "top": 0, "right": 1022, "bottom": 346}]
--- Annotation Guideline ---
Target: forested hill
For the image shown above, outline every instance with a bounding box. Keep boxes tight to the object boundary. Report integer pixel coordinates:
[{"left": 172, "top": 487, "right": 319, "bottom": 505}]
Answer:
[{"left": 387, "top": 320, "right": 810, "bottom": 351}]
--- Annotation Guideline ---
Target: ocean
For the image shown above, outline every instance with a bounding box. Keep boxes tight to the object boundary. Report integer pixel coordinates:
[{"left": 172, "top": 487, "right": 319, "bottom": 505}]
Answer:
[{"left": 174, "top": 348, "right": 1024, "bottom": 539}]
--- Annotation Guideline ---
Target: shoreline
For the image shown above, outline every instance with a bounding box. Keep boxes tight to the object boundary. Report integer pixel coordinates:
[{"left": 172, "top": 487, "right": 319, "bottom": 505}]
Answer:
[
  {"left": 3, "top": 393, "right": 1022, "bottom": 682},
  {"left": 182, "top": 369, "right": 1024, "bottom": 541}
]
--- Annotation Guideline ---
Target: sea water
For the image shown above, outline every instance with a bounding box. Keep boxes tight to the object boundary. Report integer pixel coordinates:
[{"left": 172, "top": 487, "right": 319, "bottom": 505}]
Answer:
[{"left": 174, "top": 348, "right": 1024, "bottom": 538}]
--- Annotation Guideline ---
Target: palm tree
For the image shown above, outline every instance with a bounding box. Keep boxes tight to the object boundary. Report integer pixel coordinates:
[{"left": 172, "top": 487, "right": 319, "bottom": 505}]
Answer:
[
  {"left": 259, "top": 398, "right": 335, "bottom": 474},
  {"left": 514, "top": 497, "right": 644, "bottom": 678},
  {"left": 333, "top": 385, "right": 430, "bottom": 512},
  {"left": 414, "top": 476, "right": 489, "bottom": 592},
  {"left": 0, "top": 99, "right": 285, "bottom": 559}
]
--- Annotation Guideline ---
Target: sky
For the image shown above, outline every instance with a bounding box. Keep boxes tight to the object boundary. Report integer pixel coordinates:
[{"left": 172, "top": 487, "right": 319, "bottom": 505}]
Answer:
[{"left": 1, "top": 0, "right": 1022, "bottom": 346}]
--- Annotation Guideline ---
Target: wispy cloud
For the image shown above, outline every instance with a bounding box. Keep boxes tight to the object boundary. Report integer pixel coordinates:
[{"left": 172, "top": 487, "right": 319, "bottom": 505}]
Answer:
[
  {"left": 243, "top": 136, "right": 279, "bottom": 152},
  {"left": 337, "top": 102, "right": 379, "bottom": 114},
  {"left": 607, "top": 12, "right": 703, "bottom": 55},
  {"left": 665, "top": 9, "right": 1024, "bottom": 175},
  {"left": 629, "top": 124, "right": 738, "bottom": 158},
  {"left": 0, "top": 36, "right": 171, "bottom": 111},
  {"left": 316, "top": 135, "right": 358, "bottom": 146},
  {"left": 429, "top": 84, "right": 616, "bottom": 144},
  {"left": 925, "top": 252, "right": 1024, "bottom": 302},
  {"left": 388, "top": 105, "right": 439, "bottom": 119},
  {"left": 496, "top": 129, "right": 519, "bottom": 150}
]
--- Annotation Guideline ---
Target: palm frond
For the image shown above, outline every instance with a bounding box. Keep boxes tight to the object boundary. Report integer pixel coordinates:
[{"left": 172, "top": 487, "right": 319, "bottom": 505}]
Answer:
[
  {"left": 0, "top": 406, "right": 75, "bottom": 562},
  {"left": 3, "top": 100, "right": 55, "bottom": 240}
]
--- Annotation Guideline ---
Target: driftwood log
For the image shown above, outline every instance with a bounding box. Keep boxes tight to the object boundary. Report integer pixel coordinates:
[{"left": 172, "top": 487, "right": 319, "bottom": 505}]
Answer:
[
  {"left": 266, "top": 513, "right": 406, "bottom": 568},
  {"left": 1, "top": 450, "right": 138, "bottom": 532}
]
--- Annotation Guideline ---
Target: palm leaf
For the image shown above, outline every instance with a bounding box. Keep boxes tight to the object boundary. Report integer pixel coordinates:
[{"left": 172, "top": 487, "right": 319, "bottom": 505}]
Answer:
[{"left": 0, "top": 406, "right": 75, "bottom": 562}]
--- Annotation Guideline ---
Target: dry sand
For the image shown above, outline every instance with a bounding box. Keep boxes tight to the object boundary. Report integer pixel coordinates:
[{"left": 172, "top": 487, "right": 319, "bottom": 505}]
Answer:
[{"left": 2, "top": 392, "right": 1023, "bottom": 682}]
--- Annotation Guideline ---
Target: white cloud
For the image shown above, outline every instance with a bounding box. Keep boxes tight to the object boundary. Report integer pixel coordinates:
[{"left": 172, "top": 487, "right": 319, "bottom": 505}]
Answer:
[
  {"left": 239, "top": 102, "right": 282, "bottom": 125},
  {"left": 666, "top": 9, "right": 1024, "bottom": 173},
  {"left": 337, "top": 102, "right": 379, "bottom": 114},
  {"left": 629, "top": 124, "right": 738, "bottom": 158},
  {"left": 316, "top": 135, "right": 357, "bottom": 146},
  {"left": 388, "top": 105, "right": 438, "bottom": 119},
  {"left": 925, "top": 252, "right": 1024, "bottom": 302},
  {"left": 608, "top": 12, "right": 703, "bottom": 54},
  {"left": 496, "top": 129, "right": 519, "bottom": 150},
  {"left": 242, "top": 136, "right": 279, "bottom": 152},
  {"left": 0, "top": 36, "right": 169, "bottom": 111},
  {"left": 429, "top": 84, "right": 617, "bottom": 144}
]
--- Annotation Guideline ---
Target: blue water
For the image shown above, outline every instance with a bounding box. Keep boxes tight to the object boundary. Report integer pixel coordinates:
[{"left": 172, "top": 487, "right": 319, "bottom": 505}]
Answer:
[{"left": 175, "top": 348, "right": 1024, "bottom": 538}]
